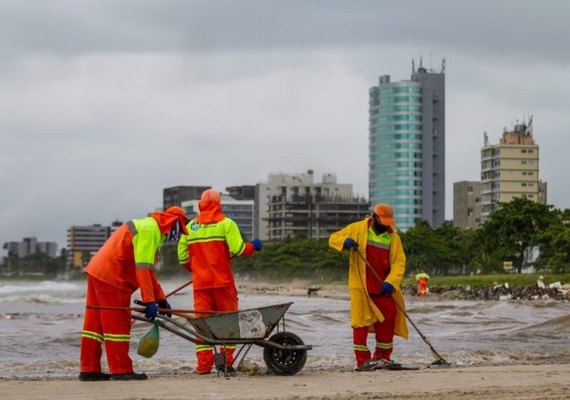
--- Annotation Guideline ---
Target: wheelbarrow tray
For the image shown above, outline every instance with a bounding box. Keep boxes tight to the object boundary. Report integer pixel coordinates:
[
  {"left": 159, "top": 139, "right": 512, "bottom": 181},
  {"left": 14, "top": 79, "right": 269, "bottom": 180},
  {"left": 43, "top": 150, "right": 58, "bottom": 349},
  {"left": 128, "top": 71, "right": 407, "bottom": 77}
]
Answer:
[{"left": 187, "top": 302, "right": 293, "bottom": 340}]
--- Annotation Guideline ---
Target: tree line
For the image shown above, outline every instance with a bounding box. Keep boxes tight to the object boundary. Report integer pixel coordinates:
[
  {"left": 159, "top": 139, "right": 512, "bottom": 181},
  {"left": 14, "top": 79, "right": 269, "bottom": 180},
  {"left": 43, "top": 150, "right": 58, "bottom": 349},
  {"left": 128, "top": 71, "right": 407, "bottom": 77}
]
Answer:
[{"left": 171, "top": 197, "right": 570, "bottom": 279}]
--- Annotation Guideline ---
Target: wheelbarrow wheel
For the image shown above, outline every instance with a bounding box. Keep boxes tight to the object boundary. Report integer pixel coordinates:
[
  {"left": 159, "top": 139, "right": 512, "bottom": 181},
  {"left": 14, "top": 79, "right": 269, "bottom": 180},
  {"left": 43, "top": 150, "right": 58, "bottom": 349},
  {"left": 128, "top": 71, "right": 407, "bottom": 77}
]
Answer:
[{"left": 263, "top": 331, "right": 307, "bottom": 376}]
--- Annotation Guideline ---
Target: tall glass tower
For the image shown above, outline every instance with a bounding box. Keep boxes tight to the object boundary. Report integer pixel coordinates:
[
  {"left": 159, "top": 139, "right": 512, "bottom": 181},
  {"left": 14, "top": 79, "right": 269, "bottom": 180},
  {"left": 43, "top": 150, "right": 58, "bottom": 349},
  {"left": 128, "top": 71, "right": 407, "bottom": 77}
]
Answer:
[{"left": 368, "top": 59, "right": 445, "bottom": 229}]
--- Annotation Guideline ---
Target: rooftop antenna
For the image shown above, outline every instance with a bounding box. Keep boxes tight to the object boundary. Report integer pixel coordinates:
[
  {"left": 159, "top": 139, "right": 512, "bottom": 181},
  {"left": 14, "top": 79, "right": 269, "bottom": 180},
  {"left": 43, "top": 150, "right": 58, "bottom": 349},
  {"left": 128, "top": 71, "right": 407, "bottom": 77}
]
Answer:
[
  {"left": 441, "top": 57, "right": 446, "bottom": 73},
  {"left": 484, "top": 130, "right": 489, "bottom": 146},
  {"left": 527, "top": 115, "right": 533, "bottom": 135},
  {"left": 412, "top": 58, "right": 415, "bottom": 74}
]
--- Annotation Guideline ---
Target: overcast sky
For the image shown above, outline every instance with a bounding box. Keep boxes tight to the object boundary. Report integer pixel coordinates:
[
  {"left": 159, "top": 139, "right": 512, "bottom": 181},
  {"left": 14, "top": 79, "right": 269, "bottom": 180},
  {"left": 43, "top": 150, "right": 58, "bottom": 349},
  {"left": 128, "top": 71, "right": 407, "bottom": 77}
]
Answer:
[{"left": 1, "top": 0, "right": 569, "bottom": 251}]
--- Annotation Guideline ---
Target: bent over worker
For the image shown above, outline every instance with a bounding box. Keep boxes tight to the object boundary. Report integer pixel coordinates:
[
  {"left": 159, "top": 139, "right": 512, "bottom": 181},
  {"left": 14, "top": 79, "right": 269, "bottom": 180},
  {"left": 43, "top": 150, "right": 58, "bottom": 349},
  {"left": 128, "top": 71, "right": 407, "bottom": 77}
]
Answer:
[
  {"left": 79, "top": 206, "right": 188, "bottom": 381},
  {"left": 329, "top": 203, "right": 408, "bottom": 371},
  {"left": 178, "top": 189, "right": 262, "bottom": 375}
]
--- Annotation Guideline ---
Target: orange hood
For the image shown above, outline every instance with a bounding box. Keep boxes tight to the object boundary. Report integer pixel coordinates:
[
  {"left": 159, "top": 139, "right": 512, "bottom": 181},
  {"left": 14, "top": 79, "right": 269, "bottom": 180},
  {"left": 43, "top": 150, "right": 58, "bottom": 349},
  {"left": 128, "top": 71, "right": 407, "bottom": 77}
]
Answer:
[
  {"left": 196, "top": 200, "right": 225, "bottom": 224},
  {"left": 150, "top": 206, "right": 189, "bottom": 235},
  {"left": 196, "top": 189, "right": 225, "bottom": 224}
]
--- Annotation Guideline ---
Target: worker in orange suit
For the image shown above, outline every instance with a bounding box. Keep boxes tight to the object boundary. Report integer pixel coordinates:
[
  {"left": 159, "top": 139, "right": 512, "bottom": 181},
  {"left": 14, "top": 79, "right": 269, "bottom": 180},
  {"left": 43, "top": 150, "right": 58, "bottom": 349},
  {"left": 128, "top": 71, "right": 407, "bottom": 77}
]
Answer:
[
  {"left": 79, "top": 206, "right": 189, "bottom": 382},
  {"left": 178, "top": 189, "right": 262, "bottom": 375},
  {"left": 415, "top": 268, "right": 430, "bottom": 296}
]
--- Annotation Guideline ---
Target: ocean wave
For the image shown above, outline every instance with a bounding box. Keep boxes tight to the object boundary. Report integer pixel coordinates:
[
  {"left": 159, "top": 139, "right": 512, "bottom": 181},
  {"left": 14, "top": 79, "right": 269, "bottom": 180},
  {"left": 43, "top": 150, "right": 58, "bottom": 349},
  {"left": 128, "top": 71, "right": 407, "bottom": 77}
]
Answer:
[
  {"left": 513, "top": 314, "right": 570, "bottom": 338},
  {"left": 1, "top": 294, "right": 85, "bottom": 304},
  {"left": 0, "top": 281, "right": 83, "bottom": 295}
]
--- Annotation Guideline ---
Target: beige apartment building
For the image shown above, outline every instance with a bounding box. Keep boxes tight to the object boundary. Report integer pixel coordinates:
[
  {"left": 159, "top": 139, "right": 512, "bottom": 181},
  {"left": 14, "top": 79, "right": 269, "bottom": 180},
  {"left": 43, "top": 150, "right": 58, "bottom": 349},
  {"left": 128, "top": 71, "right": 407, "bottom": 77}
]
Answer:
[{"left": 480, "top": 120, "right": 546, "bottom": 223}]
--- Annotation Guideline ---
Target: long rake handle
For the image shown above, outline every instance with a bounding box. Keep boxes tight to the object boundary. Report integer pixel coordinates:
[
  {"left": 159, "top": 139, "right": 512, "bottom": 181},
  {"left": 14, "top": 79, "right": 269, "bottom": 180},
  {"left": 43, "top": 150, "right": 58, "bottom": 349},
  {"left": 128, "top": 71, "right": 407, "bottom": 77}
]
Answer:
[
  {"left": 165, "top": 279, "right": 193, "bottom": 298},
  {"left": 353, "top": 248, "right": 448, "bottom": 364}
]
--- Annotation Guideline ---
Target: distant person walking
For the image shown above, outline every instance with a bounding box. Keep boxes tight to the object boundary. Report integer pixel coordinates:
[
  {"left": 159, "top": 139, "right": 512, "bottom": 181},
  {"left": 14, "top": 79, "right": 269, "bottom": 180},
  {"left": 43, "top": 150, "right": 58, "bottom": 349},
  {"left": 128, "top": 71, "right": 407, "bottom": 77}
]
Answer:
[
  {"left": 79, "top": 206, "right": 189, "bottom": 381},
  {"left": 178, "top": 189, "right": 262, "bottom": 375},
  {"left": 329, "top": 203, "right": 408, "bottom": 371},
  {"left": 415, "top": 268, "right": 430, "bottom": 296}
]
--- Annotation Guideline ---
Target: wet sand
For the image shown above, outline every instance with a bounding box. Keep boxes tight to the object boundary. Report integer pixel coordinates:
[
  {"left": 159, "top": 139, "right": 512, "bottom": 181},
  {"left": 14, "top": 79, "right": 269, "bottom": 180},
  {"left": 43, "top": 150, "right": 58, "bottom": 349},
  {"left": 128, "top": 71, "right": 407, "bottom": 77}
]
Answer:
[{"left": 1, "top": 364, "right": 569, "bottom": 400}]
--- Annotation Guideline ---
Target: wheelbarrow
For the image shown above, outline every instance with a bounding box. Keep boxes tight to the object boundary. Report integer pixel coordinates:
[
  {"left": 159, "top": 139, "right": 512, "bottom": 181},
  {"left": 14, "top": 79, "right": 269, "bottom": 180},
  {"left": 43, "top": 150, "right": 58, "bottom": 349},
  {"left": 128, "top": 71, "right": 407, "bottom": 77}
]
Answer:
[{"left": 132, "top": 302, "right": 312, "bottom": 376}]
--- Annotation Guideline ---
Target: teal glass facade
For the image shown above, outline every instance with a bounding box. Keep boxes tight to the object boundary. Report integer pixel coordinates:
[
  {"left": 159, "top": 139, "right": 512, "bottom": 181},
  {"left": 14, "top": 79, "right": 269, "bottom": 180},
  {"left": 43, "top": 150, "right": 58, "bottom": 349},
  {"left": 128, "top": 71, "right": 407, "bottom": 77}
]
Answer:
[{"left": 369, "top": 65, "right": 446, "bottom": 229}]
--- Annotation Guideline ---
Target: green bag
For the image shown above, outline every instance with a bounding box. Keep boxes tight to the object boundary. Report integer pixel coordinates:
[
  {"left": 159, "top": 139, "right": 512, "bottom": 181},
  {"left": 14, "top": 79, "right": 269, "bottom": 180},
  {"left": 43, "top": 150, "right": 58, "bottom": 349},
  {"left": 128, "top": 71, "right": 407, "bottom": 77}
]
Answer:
[{"left": 137, "top": 323, "right": 160, "bottom": 358}]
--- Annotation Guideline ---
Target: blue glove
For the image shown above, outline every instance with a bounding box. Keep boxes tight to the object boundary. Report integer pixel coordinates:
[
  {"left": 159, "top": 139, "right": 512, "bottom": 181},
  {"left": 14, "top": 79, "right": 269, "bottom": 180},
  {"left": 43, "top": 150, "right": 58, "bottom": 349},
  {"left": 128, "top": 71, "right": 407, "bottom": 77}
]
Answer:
[
  {"left": 380, "top": 282, "right": 394, "bottom": 296},
  {"left": 157, "top": 299, "right": 172, "bottom": 317},
  {"left": 144, "top": 302, "right": 158, "bottom": 320},
  {"left": 251, "top": 238, "right": 263, "bottom": 251},
  {"left": 343, "top": 238, "right": 358, "bottom": 250}
]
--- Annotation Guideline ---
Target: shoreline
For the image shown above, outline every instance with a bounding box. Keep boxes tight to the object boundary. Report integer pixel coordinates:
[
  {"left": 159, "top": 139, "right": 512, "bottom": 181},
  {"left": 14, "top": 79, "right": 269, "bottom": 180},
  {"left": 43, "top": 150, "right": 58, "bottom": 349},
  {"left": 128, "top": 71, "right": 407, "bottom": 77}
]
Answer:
[
  {"left": 234, "top": 279, "right": 570, "bottom": 302},
  {"left": 1, "top": 363, "right": 569, "bottom": 400}
]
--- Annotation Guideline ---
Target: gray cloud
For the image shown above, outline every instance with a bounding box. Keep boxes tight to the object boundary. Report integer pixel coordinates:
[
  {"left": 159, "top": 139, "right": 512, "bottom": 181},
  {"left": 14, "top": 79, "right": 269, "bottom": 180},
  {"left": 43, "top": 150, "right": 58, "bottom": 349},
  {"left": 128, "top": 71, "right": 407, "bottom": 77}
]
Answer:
[{"left": 1, "top": 1, "right": 569, "bottom": 250}]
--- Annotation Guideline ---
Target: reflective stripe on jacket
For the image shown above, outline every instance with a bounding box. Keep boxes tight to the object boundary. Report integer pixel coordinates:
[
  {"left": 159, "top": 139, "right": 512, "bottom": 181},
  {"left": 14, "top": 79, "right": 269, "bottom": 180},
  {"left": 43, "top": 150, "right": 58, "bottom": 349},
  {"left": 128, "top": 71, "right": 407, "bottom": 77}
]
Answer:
[
  {"left": 329, "top": 218, "right": 409, "bottom": 339},
  {"left": 177, "top": 217, "right": 248, "bottom": 290},
  {"left": 85, "top": 217, "right": 166, "bottom": 302}
]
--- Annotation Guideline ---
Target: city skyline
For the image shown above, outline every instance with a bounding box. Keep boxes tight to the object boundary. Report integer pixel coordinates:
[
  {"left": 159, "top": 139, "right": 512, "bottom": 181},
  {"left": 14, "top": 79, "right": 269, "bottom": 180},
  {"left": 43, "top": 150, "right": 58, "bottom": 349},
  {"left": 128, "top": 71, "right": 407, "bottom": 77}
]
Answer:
[{"left": 1, "top": 1, "right": 569, "bottom": 249}]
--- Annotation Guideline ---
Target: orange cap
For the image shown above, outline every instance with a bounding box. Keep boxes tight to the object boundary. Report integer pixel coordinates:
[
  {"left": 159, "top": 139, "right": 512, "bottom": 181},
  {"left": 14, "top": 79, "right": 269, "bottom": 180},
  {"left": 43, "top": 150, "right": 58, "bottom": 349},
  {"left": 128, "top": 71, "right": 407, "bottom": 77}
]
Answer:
[
  {"left": 373, "top": 203, "right": 395, "bottom": 226},
  {"left": 200, "top": 189, "right": 221, "bottom": 204}
]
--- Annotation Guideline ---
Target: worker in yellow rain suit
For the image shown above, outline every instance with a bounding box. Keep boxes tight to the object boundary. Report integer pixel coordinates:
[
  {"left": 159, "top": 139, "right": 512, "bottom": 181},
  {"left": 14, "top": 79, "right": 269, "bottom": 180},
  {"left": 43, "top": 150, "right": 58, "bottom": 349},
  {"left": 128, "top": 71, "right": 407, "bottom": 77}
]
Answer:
[{"left": 329, "top": 203, "right": 408, "bottom": 371}]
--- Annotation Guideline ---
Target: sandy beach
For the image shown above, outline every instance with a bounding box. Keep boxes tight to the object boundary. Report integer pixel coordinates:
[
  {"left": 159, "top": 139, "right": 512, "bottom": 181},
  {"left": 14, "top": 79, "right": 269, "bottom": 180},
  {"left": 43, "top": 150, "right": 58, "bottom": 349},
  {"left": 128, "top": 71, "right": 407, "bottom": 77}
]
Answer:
[{"left": 1, "top": 364, "right": 569, "bottom": 400}]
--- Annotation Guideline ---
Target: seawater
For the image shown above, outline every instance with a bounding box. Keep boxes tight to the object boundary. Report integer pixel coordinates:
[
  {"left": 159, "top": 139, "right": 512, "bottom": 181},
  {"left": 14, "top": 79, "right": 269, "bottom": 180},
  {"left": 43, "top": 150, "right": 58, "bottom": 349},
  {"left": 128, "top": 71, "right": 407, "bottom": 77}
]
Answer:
[{"left": 1, "top": 279, "right": 569, "bottom": 378}]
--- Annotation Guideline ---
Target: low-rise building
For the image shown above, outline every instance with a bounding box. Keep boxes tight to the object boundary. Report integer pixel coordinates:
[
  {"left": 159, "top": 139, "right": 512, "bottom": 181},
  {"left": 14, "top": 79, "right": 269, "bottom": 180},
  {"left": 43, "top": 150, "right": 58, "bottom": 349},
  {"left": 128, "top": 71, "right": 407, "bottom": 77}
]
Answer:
[
  {"left": 163, "top": 185, "right": 211, "bottom": 209},
  {"left": 66, "top": 224, "right": 113, "bottom": 268},
  {"left": 2, "top": 237, "right": 58, "bottom": 258},
  {"left": 181, "top": 194, "right": 255, "bottom": 240},
  {"left": 256, "top": 170, "right": 370, "bottom": 241},
  {"left": 453, "top": 181, "right": 482, "bottom": 229}
]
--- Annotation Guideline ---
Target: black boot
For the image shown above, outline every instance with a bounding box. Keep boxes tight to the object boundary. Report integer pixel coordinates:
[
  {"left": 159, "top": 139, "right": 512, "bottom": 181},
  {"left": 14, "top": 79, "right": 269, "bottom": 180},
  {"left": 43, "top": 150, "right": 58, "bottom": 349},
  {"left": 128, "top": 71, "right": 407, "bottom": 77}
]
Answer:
[
  {"left": 78, "top": 372, "right": 111, "bottom": 381},
  {"left": 110, "top": 372, "right": 148, "bottom": 381}
]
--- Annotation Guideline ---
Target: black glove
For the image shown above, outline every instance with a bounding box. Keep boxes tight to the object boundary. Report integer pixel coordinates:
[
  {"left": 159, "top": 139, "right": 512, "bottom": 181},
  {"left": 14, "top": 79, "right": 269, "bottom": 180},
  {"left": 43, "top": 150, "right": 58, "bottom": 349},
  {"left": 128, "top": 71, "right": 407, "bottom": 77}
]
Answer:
[{"left": 157, "top": 299, "right": 172, "bottom": 317}]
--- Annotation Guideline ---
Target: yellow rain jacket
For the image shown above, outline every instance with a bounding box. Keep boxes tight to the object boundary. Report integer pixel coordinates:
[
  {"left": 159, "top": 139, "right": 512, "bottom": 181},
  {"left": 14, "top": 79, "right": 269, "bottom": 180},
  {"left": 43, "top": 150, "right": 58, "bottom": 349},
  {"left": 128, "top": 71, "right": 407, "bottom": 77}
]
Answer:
[{"left": 329, "top": 218, "right": 409, "bottom": 339}]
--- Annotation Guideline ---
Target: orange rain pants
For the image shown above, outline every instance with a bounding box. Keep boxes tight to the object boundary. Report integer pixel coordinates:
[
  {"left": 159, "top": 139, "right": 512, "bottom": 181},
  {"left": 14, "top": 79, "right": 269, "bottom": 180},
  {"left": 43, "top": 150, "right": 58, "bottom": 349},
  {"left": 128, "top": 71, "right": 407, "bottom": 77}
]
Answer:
[
  {"left": 353, "top": 295, "right": 397, "bottom": 366},
  {"left": 417, "top": 279, "right": 428, "bottom": 296},
  {"left": 80, "top": 276, "right": 133, "bottom": 374},
  {"left": 193, "top": 285, "right": 238, "bottom": 374}
]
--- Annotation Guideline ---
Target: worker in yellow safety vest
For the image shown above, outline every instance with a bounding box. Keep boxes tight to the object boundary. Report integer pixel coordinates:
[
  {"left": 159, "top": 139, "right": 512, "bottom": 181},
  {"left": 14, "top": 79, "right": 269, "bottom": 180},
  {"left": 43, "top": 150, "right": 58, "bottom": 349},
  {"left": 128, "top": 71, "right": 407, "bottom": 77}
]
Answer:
[
  {"left": 415, "top": 268, "right": 430, "bottom": 296},
  {"left": 178, "top": 189, "right": 262, "bottom": 375},
  {"left": 80, "top": 206, "right": 189, "bottom": 381}
]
